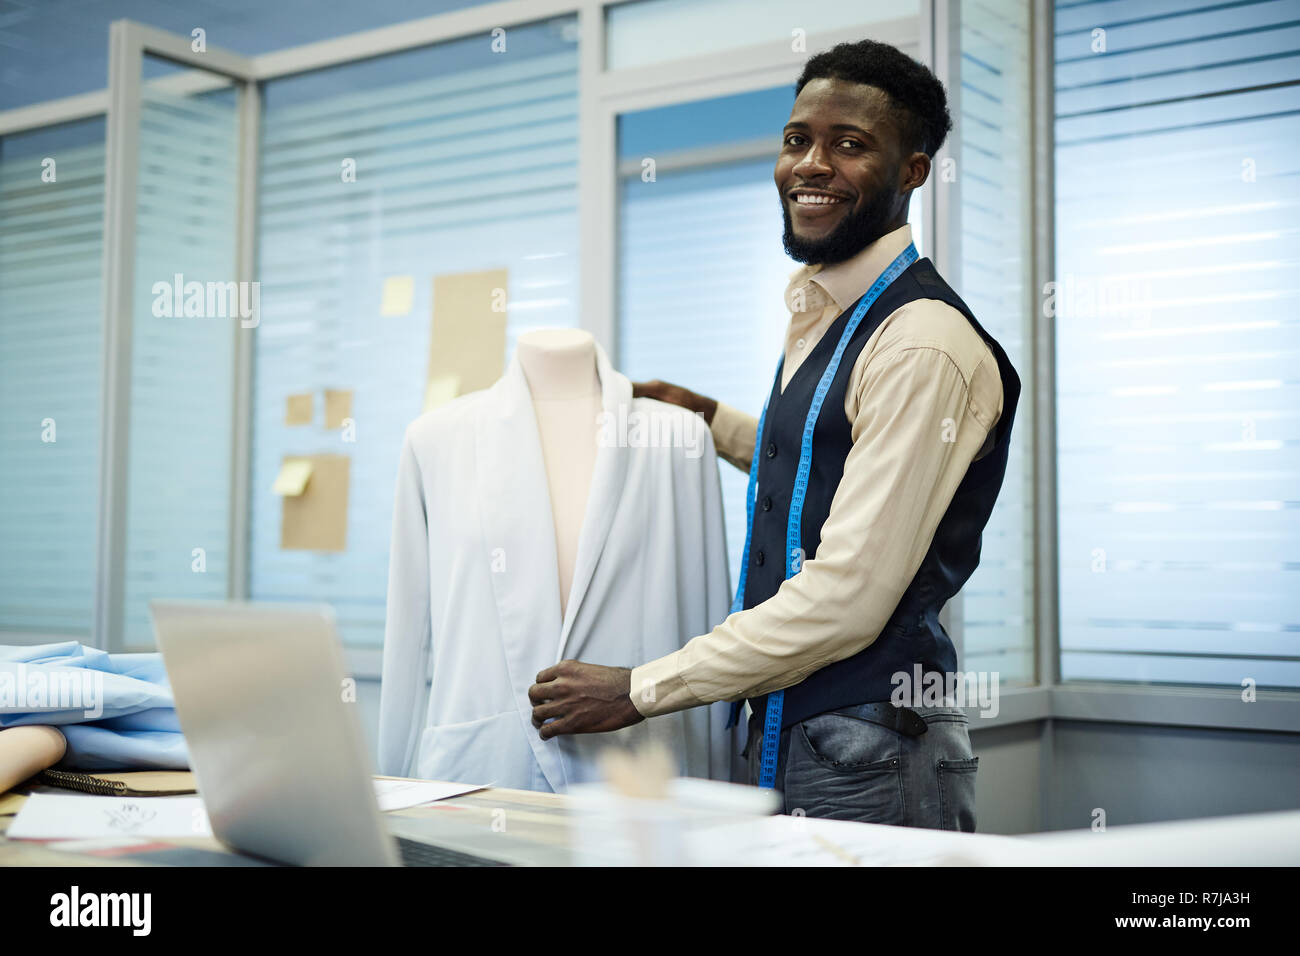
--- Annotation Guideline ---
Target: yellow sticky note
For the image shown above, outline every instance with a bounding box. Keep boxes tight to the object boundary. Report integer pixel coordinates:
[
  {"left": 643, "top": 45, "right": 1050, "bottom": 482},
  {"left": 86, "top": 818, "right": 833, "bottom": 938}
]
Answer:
[
  {"left": 381, "top": 275, "right": 414, "bottom": 317},
  {"left": 273, "top": 458, "right": 314, "bottom": 497},
  {"left": 423, "top": 374, "right": 460, "bottom": 414},
  {"left": 285, "top": 393, "right": 313, "bottom": 426},
  {"left": 324, "top": 388, "right": 353, "bottom": 429}
]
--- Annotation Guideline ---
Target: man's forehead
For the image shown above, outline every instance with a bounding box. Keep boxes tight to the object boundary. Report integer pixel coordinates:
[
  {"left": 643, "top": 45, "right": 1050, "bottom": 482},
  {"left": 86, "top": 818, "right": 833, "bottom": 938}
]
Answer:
[{"left": 787, "top": 78, "right": 895, "bottom": 130}]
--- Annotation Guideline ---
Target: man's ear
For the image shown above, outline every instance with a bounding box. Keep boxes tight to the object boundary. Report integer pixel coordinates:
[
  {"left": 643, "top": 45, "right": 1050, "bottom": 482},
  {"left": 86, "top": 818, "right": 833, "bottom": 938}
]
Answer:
[{"left": 901, "top": 151, "right": 931, "bottom": 193}]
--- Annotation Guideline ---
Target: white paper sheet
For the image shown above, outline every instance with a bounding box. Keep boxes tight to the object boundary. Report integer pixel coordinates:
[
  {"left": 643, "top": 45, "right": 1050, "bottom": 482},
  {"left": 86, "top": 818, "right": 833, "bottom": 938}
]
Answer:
[
  {"left": 7, "top": 794, "right": 211, "bottom": 840},
  {"left": 373, "top": 778, "right": 485, "bottom": 811},
  {"left": 6, "top": 779, "right": 485, "bottom": 842}
]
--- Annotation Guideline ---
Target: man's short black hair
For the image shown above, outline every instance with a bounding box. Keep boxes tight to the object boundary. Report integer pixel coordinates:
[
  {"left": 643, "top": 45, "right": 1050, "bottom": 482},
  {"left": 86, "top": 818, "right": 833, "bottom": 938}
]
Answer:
[{"left": 795, "top": 39, "right": 953, "bottom": 157}]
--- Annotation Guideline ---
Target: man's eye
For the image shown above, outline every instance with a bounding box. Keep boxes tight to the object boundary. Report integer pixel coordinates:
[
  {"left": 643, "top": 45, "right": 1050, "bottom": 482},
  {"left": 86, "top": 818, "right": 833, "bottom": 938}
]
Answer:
[
  {"left": 839, "top": 139, "right": 862, "bottom": 149},
  {"left": 785, "top": 134, "right": 805, "bottom": 146}
]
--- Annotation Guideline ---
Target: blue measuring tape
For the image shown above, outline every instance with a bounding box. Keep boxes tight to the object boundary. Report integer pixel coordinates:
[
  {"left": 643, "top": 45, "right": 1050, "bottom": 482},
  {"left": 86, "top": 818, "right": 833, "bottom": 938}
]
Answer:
[{"left": 731, "top": 243, "right": 919, "bottom": 789}]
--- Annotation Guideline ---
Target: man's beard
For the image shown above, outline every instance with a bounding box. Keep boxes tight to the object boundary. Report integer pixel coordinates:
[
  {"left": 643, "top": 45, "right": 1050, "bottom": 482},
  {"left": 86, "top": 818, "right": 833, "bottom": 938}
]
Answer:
[{"left": 781, "top": 188, "right": 898, "bottom": 265}]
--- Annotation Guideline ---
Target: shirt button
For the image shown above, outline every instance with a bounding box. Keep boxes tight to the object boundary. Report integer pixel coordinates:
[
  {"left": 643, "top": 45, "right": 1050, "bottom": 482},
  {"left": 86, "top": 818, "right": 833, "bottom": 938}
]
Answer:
[
  {"left": 795, "top": 337, "right": 806, "bottom": 349},
  {"left": 755, "top": 550, "right": 765, "bottom": 567},
  {"left": 761, "top": 496, "right": 772, "bottom": 512},
  {"left": 766, "top": 442, "right": 777, "bottom": 459}
]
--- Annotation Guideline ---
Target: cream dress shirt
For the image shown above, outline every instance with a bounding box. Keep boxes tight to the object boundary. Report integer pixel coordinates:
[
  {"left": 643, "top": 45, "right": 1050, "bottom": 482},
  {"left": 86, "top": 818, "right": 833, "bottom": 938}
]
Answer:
[{"left": 630, "top": 223, "right": 1005, "bottom": 718}]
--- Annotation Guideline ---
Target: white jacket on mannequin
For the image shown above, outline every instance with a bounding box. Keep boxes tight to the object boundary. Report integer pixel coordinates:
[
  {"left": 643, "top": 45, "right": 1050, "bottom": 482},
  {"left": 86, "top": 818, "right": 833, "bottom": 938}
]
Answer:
[{"left": 378, "top": 342, "right": 741, "bottom": 791}]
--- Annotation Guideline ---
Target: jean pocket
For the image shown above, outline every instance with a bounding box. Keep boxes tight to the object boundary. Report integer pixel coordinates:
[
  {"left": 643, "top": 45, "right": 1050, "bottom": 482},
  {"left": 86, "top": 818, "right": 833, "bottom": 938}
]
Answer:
[
  {"left": 785, "top": 717, "right": 903, "bottom": 823},
  {"left": 937, "top": 756, "right": 979, "bottom": 832},
  {"left": 797, "top": 713, "right": 900, "bottom": 771}
]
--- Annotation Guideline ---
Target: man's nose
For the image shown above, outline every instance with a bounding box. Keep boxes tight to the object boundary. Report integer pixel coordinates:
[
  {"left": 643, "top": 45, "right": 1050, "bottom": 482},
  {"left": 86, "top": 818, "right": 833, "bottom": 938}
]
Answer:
[{"left": 792, "top": 142, "right": 833, "bottom": 179}]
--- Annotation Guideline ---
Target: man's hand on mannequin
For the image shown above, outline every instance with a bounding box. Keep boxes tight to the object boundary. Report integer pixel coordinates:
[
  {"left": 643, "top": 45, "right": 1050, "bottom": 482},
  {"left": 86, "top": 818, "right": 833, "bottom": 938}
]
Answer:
[
  {"left": 529, "top": 661, "right": 645, "bottom": 738},
  {"left": 632, "top": 379, "right": 718, "bottom": 426}
]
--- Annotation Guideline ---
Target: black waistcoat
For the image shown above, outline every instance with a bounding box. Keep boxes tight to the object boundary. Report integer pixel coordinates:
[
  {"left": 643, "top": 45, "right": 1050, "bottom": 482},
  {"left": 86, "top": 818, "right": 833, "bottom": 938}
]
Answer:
[{"left": 742, "top": 256, "right": 1021, "bottom": 730}]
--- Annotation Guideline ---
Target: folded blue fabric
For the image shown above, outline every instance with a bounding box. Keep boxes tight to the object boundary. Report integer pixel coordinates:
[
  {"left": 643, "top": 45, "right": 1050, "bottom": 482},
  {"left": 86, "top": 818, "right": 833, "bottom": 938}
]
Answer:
[
  {"left": 58, "top": 726, "right": 190, "bottom": 771},
  {"left": 0, "top": 642, "right": 189, "bottom": 770}
]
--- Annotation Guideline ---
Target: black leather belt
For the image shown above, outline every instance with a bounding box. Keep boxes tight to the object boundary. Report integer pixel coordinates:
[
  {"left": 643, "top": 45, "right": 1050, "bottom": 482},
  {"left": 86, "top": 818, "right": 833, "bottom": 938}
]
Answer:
[
  {"left": 746, "top": 700, "right": 928, "bottom": 741},
  {"left": 827, "top": 701, "right": 928, "bottom": 736}
]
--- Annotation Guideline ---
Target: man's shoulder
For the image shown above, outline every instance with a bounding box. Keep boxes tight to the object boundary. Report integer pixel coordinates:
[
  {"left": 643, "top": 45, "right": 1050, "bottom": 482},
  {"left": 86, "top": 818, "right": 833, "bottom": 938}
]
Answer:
[
  {"left": 859, "top": 297, "right": 1004, "bottom": 430},
  {"left": 871, "top": 297, "right": 994, "bottom": 380}
]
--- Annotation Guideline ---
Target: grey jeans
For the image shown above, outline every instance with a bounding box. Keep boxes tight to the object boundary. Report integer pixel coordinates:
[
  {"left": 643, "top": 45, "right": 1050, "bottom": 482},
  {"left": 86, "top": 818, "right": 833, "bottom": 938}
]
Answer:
[{"left": 744, "top": 702, "right": 979, "bottom": 830}]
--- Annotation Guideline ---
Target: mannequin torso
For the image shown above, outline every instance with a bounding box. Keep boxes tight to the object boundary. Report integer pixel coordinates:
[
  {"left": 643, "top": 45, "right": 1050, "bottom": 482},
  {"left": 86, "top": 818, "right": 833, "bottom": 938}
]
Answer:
[{"left": 516, "top": 329, "right": 601, "bottom": 619}]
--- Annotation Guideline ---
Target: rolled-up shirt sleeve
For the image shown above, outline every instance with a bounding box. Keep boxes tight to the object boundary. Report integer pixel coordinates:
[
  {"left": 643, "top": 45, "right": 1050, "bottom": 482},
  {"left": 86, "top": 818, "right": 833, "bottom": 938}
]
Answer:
[{"left": 630, "top": 334, "right": 1002, "bottom": 717}]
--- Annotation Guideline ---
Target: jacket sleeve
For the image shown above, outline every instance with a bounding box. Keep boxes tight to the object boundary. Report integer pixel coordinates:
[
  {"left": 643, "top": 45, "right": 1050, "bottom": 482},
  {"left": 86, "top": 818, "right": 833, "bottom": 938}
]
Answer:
[{"left": 377, "top": 426, "right": 433, "bottom": 777}]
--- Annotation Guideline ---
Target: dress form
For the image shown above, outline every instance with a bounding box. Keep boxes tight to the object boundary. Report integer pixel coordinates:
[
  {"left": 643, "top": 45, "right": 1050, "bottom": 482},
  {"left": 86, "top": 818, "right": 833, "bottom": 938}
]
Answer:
[{"left": 516, "top": 329, "right": 601, "bottom": 619}]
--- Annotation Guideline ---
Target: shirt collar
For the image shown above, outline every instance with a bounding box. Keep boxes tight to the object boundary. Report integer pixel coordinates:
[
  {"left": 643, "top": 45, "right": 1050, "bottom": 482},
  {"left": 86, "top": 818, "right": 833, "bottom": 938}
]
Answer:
[{"left": 783, "top": 223, "right": 915, "bottom": 314}]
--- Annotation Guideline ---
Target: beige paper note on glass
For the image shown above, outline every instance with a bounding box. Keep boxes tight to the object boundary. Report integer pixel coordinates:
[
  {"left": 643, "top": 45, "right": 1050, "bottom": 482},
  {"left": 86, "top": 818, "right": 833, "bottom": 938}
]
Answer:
[
  {"left": 324, "top": 388, "right": 353, "bottom": 429},
  {"left": 280, "top": 454, "right": 350, "bottom": 551},
  {"left": 285, "top": 393, "right": 313, "bottom": 426}
]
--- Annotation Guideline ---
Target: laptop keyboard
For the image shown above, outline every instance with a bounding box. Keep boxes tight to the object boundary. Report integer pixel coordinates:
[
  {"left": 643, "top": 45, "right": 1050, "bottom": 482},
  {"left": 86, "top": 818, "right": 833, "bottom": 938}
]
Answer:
[{"left": 396, "top": 836, "right": 512, "bottom": 867}]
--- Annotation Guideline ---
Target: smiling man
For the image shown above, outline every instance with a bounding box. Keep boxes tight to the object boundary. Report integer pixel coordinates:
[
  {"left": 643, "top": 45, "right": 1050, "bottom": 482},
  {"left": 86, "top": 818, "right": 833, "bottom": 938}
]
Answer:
[{"left": 529, "top": 39, "right": 1021, "bottom": 829}]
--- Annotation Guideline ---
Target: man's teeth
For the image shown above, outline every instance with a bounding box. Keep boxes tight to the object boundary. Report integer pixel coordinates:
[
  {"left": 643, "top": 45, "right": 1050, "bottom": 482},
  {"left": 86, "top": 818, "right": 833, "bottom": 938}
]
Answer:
[{"left": 794, "top": 194, "right": 843, "bottom": 205}]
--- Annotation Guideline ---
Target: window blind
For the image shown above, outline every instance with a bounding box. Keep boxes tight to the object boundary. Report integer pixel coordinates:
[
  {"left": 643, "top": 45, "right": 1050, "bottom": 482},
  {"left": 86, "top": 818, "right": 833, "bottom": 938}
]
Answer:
[
  {"left": 957, "top": 0, "right": 1035, "bottom": 683},
  {"left": 0, "top": 119, "right": 105, "bottom": 636},
  {"left": 1055, "top": 0, "right": 1300, "bottom": 687}
]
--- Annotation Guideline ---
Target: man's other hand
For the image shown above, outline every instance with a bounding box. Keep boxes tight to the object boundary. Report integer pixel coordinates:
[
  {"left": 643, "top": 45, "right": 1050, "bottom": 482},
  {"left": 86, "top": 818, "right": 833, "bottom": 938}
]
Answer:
[{"left": 631, "top": 379, "right": 718, "bottom": 426}]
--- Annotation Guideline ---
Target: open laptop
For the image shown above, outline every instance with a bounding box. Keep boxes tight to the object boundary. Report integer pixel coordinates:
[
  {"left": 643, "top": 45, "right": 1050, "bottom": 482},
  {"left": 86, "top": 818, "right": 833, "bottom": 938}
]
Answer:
[{"left": 150, "top": 599, "right": 516, "bottom": 867}]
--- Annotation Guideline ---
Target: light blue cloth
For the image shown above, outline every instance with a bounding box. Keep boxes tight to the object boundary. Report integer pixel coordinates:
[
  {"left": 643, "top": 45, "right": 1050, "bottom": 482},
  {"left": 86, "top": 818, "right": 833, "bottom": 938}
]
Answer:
[{"left": 0, "top": 642, "right": 189, "bottom": 770}]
